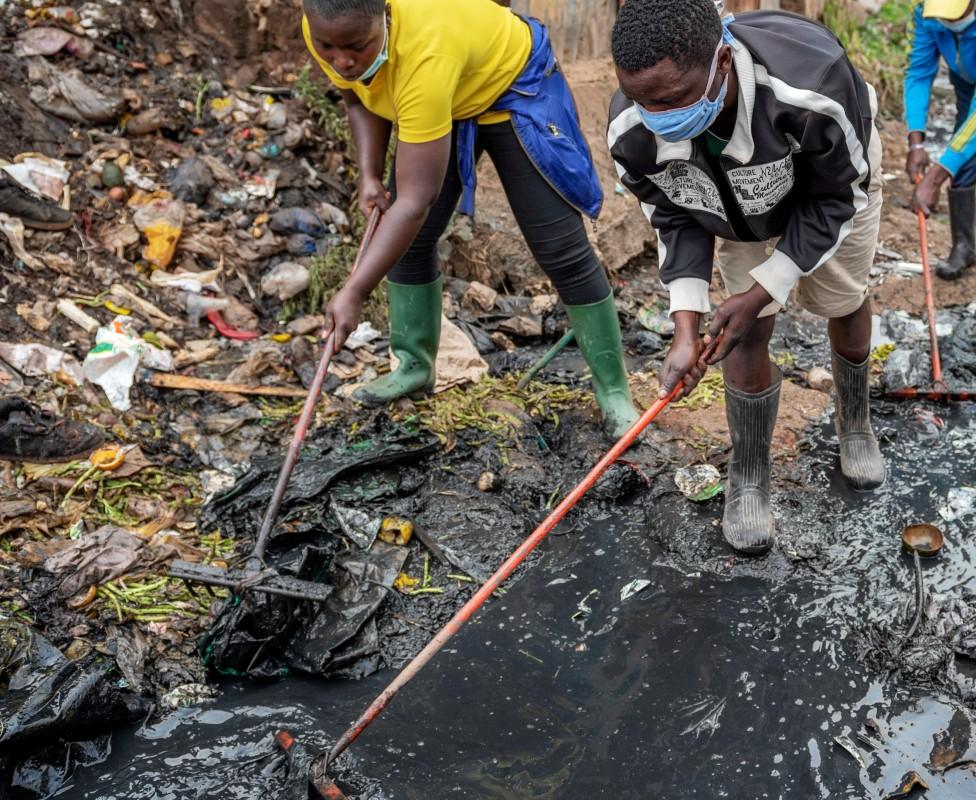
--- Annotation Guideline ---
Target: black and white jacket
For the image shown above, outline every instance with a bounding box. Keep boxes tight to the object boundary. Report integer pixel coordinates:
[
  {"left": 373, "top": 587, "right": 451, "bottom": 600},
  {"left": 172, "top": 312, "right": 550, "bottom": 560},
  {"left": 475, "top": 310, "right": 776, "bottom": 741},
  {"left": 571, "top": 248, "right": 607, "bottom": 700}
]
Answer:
[{"left": 607, "top": 11, "right": 875, "bottom": 314}]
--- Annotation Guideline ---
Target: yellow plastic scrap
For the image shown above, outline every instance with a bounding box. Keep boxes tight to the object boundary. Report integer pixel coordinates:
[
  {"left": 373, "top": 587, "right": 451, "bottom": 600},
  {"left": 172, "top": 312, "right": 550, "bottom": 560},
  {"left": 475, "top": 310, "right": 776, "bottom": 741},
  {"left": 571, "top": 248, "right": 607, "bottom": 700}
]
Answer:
[
  {"left": 379, "top": 516, "right": 414, "bottom": 546},
  {"left": 141, "top": 220, "right": 182, "bottom": 270},
  {"left": 103, "top": 300, "right": 131, "bottom": 316},
  {"left": 210, "top": 97, "right": 233, "bottom": 114},
  {"left": 393, "top": 572, "right": 420, "bottom": 592},
  {"left": 271, "top": 333, "right": 292, "bottom": 343}
]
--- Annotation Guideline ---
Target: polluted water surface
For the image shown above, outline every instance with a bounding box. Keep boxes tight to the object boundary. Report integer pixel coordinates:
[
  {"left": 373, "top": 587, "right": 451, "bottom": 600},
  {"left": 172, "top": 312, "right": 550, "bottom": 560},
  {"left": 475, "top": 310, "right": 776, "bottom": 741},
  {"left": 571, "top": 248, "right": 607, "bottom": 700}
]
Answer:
[{"left": 55, "top": 400, "right": 976, "bottom": 799}]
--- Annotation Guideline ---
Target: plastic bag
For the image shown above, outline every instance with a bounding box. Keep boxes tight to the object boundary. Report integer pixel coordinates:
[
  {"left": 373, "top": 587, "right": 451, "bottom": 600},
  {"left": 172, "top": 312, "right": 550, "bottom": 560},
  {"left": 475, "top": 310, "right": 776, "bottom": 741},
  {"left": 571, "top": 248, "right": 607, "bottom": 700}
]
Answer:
[
  {"left": 82, "top": 317, "right": 173, "bottom": 410},
  {"left": 132, "top": 198, "right": 185, "bottom": 270},
  {"left": 261, "top": 261, "right": 309, "bottom": 301}
]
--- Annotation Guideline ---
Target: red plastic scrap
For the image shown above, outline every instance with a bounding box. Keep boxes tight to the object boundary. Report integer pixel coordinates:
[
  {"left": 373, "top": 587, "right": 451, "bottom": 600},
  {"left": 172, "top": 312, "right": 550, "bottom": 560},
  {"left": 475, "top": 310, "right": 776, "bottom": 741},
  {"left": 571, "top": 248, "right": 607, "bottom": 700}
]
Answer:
[{"left": 206, "top": 309, "right": 259, "bottom": 340}]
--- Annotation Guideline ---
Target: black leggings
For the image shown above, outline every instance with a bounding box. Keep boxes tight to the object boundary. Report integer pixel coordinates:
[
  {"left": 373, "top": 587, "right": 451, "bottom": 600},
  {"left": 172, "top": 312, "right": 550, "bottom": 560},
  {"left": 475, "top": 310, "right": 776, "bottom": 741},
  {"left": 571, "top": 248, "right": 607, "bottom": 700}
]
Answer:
[{"left": 388, "top": 121, "right": 610, "bottom": 305}]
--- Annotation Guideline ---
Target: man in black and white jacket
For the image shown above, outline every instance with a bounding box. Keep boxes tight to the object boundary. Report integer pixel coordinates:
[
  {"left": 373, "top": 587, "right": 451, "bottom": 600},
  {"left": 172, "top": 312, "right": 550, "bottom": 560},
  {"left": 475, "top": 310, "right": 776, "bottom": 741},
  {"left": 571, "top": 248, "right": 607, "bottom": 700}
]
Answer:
[{"left": 609, "top": 0, "right": 885, "bottom": 554}]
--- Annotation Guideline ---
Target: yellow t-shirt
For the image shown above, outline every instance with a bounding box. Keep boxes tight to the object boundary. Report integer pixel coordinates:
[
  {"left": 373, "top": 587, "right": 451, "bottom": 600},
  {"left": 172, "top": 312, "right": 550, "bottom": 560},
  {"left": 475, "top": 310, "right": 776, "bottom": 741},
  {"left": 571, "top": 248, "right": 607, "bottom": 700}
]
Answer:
[{"left": 302, "top": 0, "right": 533, "bottom": 143}]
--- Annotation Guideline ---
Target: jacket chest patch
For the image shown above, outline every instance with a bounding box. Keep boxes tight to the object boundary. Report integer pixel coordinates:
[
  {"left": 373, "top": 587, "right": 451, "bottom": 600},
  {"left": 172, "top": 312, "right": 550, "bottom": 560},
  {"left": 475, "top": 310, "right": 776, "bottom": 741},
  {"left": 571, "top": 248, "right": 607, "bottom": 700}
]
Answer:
[
  {"left": 726, "top": 154, "right": 795, "bottom": 216},
  {"left": 647, "top": 162, "right": 727, "bottom": 221}
]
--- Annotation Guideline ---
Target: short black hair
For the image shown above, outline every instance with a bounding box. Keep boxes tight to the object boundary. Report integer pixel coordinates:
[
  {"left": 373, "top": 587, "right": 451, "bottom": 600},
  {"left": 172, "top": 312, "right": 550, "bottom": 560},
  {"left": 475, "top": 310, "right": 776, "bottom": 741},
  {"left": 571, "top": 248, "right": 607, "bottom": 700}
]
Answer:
[
  {"left": 304, "top": 0, "right": 384, "bottom": 20},
  {"left": 612, "top": 0, "right": 723, "bottom": 72}
]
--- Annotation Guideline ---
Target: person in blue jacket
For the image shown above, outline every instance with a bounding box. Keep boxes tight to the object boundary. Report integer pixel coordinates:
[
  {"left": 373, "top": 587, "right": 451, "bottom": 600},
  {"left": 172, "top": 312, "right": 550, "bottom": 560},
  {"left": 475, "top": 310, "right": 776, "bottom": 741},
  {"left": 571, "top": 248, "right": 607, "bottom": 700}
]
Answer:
[{"left": 907, "top": 0, "right": 976, "bottom": 279}]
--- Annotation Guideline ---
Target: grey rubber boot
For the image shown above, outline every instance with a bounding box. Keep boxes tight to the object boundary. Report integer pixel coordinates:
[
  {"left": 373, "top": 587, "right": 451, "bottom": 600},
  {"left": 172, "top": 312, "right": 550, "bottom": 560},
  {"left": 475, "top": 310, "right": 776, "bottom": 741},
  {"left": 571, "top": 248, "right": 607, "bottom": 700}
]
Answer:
[
  {"left": 936, "top": 185, "right": 976, "bottom": 281},
  {"left": 722, "top": 367, "right": 781, "bottom": 555},
  {"left": 832, "top": 351, "right": 886, "bottom": 490}
]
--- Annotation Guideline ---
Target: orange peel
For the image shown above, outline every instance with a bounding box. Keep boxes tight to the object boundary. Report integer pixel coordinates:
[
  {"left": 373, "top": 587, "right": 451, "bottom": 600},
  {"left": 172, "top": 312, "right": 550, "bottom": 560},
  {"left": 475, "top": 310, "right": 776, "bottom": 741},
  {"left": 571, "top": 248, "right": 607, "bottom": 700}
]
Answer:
[{"left": 89, "top": 446, "right": 126, "bottom": 471}]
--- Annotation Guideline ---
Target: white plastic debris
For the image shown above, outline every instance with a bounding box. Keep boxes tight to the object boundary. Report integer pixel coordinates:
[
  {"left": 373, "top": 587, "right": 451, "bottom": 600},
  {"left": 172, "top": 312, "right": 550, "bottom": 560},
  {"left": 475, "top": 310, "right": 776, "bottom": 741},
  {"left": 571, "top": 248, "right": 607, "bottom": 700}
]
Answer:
[
  {"left": 2, "top": 156, "right": 71, "bottom": 202},
  {"left": 150, "top": 266, "right": 222, "bottom": 294},
  {"left": 0, "top": 341, "right": 84, "bottom": 384},
  {"left": 675, "top": 464, "right": 723, "bottom": 502},
  {"left": 0, "top": 213, "right": 46, "bottom": 270},
  {"left": 344, "top": 321, "right": 382, "bottom": 350},
  {"left": 620, "top": 579, "right": 652, "bottom": 602},
  {"left": 260, "top": 261, "right": 309, "bottom": 301},
  {"left": 940, "top": 487, "right": 976, "bottom": 522},
  {"left": 82, "top": 316, "right": 173, "bottom": 411}
]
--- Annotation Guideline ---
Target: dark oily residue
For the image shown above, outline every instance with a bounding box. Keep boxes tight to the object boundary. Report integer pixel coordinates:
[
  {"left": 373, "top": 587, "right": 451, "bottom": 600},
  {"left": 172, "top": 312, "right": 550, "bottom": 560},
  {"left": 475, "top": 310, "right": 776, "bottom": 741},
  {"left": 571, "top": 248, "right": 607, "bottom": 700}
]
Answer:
[{"left": 59, "top": 393, "right": 976, "bottom": 799}]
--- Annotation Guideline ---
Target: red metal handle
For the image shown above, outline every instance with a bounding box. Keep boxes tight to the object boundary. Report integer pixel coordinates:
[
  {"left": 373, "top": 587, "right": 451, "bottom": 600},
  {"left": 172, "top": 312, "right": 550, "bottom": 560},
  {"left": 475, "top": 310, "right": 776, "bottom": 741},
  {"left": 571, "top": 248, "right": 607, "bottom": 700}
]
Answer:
[
  {"left": 325, "top": 383, "right": 683, "bottom": 767},
  {"left": 251, "top": 209, "right": 381, "bottom": 561},
  {"left": 914, "top": 175, "right": 945, "bottom": 389}
]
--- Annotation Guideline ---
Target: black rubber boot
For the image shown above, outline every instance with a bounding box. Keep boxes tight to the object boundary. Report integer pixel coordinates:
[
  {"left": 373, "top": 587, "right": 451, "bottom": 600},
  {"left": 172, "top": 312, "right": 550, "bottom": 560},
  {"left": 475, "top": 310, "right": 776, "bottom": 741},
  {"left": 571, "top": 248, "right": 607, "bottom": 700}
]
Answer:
[
  {"left": 0, "top": 176, "right": 73, "bottom": 231},
  {"left": 832, "top": 351, "right": 886, "bottom": 490},
  {"left": 936, "top": 185, "right": 976, "bottom": 281},
  {"left": 722, "top": 367, "right": 781, "bottom": 555},
  {"left": 0, "top": 397, "right": 104, "bottom": 462}
]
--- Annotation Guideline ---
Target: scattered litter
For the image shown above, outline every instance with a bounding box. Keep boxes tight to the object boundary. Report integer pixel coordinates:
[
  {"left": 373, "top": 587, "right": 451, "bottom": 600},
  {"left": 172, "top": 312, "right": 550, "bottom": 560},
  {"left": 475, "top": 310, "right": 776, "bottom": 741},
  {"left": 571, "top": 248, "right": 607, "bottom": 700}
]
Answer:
[
  {"left": 3, "top": 156, "right": 71, "bottom": 202},
  {"left": 57, "top": 299, "right": 100, "bottom": 333},
  {"left": 832, "top": 734, "right": 870, "bottom": 769},
  {"left": 160, "top": 683, "right": 220, "bottom": 711},
  {"left": 477, "top": 471, "right": 500, "bottom": 492},
  {"left": 344, "top": 321, "right": 382, "bottom": 350},
  {"left": 675, "top": 464, "right": 723, "bottom": 502},
  {"left": 270, "top": 207, "right": 326, "bottom": 238},
  {"left": 148, "top": 372, "right": 306, "bottom": 398},
  {"left": 15, "top": 26, "right": 95, "bottom": 59},
  {"left": 0, "top": 213, "right": 46, "bottom": 270},
  {"left": 806, "top": 366, "right": 833, "bottom": 393},
  {"left": 330, "top": 498, "right": 381, "bottom": 550},
  {"left": 82, "top": 317, "right": 173, "bottom": 411},
  {"left": 0, "top": 342, "right": 84, "bottom": 384},
  {"left": 939, "top": 487, "right": 976, "bottom": 522},
  {"left": 638, "top": 298, "right": 675, "bottom": 336},
  {"left": 150, "top": 267, "right": 222, "bottom": 294},
  {"left": 379, "top": 516, "right": 414, "bottom": 546},
  {"left": 620, "top": 579, "right": 652, "bottom": 602},
  {"left": 169, "top": 158, "right": 214, "bottom": 206},
  {"left": 42, "top": 524, "right": 174, "bottom": 600},
  {"left": 132, "top": 197, "right": 185, "bottom": 270},
  {"left": 883, "top": 348, "right": 928, "bottom": 392},
  {"left": 672, "top": 371, "right": 724, "bottom": 410},
  {"left": 882, "top": 770, "right": 929, "bottom": 799},
  {"left": 261, "top": 261, "right": 310, "bottom": 301},
  {"left": 28, "top": 60, "right": 125, "bottom": 124}
]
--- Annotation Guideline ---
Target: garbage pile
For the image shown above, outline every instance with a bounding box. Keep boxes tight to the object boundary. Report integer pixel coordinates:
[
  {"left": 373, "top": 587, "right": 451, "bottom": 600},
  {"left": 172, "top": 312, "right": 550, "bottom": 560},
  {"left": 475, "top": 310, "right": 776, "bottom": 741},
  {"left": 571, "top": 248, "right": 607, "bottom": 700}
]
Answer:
[{"left": 0, "top": 7, "right": 637, "bottom": 793}]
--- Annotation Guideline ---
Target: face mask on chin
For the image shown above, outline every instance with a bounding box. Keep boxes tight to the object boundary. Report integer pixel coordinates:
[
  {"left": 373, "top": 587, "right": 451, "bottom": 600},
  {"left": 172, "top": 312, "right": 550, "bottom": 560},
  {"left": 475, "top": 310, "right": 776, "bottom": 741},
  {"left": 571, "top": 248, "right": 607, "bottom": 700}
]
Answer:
[{"left": 354, "top": 18, "right": 389, "bottom": 82}]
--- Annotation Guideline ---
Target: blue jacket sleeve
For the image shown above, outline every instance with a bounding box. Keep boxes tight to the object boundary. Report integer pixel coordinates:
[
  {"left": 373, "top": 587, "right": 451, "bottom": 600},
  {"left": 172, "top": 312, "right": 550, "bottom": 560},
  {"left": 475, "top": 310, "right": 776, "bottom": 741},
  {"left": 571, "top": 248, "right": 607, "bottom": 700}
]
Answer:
[
  {"left": 904, "top": 8, "right": 939, "bottom": 134},
  {"left": 941, "top": 94, "right": 976, "bottom": 174}
]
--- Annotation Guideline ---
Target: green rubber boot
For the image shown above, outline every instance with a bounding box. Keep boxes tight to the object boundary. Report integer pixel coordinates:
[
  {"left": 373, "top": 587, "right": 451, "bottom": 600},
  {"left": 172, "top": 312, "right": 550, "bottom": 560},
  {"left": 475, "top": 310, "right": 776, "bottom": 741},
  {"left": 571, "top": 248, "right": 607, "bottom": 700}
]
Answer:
[
  {"left": 352, "top": 276, "right": 442, "bottom": 407},
  {"left": 564, "top": 294, "right": 640, "bottom": 439}
]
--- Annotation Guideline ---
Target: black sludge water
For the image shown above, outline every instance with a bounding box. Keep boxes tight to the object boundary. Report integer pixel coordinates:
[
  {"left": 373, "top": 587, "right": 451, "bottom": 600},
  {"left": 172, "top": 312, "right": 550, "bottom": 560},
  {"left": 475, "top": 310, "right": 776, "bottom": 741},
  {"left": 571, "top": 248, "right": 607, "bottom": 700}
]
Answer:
[{"left": 61, "top": 400, "right": 976, "bottom": 799}]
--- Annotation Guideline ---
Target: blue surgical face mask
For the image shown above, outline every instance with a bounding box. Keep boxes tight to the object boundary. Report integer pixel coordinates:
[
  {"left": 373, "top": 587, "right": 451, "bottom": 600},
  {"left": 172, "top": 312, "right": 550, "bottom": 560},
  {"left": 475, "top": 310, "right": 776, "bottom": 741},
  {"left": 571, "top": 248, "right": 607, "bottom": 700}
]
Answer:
[
  {"left": 635, "top": 40, "right": 729, "bottom": 142},
  {"left": 942, "top": 12, "right": 976, "bottom": 32},
  {"left": 355, "top": 18, "right": 388, "bottom": 82}
]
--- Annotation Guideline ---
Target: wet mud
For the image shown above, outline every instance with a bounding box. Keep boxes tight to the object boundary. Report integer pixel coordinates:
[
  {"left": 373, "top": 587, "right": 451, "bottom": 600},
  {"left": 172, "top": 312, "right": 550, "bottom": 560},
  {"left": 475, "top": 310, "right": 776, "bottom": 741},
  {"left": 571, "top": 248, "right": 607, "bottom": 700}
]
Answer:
[{"left": 58, "top": 391, "right": 976, "bottom": 799}]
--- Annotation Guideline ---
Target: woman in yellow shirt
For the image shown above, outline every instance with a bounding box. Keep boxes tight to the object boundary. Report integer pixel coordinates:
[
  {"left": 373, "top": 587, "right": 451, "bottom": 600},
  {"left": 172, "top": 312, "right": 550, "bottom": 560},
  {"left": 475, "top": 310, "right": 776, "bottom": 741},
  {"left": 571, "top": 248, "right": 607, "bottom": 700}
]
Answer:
[{"left": 304, "top": 0, "right": 639, "bottom": 437}]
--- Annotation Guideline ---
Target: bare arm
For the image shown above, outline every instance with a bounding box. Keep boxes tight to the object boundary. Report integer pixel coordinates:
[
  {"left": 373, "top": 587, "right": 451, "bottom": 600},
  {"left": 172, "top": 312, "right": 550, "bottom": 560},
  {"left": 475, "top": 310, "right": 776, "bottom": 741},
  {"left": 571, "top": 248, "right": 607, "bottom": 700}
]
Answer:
[
  {"left": 325, "top": 134, "right": 452, "bottom": 347},
  {"left": 339, "top": 88, "right": 393, "bottom": 214}
]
